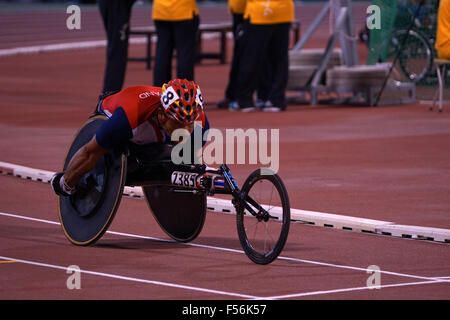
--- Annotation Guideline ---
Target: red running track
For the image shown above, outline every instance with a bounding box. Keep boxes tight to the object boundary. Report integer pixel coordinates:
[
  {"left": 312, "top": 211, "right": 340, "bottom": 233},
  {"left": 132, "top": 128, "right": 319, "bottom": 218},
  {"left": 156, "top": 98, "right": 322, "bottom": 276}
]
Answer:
[{"left": 0, "top": 4, "right": 449, "bottom": 301}]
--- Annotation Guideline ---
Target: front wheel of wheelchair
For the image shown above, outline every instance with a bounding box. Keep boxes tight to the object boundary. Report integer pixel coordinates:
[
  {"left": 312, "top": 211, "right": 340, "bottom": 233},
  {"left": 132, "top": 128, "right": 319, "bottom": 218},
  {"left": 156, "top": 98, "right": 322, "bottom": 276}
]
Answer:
[{"left": 236, "top": 169, "right": 290, "bottom": 265}]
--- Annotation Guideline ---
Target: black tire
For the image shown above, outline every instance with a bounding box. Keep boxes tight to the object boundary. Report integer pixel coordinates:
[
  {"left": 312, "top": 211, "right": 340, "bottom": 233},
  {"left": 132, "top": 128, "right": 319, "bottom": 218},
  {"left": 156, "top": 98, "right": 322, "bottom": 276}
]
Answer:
[{"left": 236, "top": 169, "right": 290, "bottom": 265}]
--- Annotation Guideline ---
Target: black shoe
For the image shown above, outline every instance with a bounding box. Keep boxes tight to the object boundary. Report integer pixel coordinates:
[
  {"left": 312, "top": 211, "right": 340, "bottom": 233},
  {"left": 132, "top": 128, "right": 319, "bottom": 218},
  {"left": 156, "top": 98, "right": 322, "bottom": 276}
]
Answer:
[
  {"left": 228, "top": 101, "right": 255, "bottom": 112},
  {"left": 217, "top": 98, "right": 232, "bottom": 109},
  {"left": 262, "top": 101, "right": 286, "bottom": 112},
  {"left": 50, "top": 172, "right": 72, "bottom": 197}
]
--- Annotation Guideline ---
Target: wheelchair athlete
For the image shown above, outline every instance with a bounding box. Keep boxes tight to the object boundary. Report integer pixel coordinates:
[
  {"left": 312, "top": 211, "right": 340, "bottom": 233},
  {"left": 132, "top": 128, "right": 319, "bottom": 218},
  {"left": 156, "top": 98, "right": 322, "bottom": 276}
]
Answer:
[{"left": 51, "top": 78, "right": 209, "bottom": 197}]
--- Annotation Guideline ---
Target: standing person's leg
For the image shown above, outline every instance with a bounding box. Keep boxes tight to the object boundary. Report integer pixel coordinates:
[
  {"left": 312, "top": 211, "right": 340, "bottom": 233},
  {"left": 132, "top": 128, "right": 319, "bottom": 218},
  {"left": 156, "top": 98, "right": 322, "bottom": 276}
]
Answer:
[
  {"left": 235, "top": 22, "right": 271, "bottom": 111},
  {"left": 173, "top": 15, "right": 199, "bottom": 81},
  {"left": 265, "top": 23, "right": 290, "bottom": 111},
  {"left": 99, "top": 0, "right": 136, "bottom": 94},
  {"left": 154, "top": 20, "right": 175, "bottom": 87},
  {"left": 218, "top": 13, "right": 244, "bottom": 108},
  {"left": 256, "top": 54, "right": 272, "bottom": 109}
]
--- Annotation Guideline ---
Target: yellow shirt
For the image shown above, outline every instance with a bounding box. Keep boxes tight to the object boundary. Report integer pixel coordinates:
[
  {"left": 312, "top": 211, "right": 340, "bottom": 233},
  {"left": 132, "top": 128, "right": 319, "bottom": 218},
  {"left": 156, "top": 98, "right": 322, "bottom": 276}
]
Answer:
[
  {"left": 244, "top": 0, "right": 294, "bottom": 24},
  {"left": 229, "top": 0, "right": 247, "bottom": 15},
  {"left": 436, "top": 0, "right": 450, "bottom": 58},
  {"left": 152, "top": 0, "right": 199, "bottom": 21}
]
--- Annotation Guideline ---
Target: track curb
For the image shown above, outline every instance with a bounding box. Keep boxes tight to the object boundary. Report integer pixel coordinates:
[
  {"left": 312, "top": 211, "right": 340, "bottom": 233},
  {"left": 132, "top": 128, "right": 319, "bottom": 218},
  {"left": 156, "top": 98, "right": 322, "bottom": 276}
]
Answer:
[{"left": 1, "top": 161, "right": 449, "bottom": 243}]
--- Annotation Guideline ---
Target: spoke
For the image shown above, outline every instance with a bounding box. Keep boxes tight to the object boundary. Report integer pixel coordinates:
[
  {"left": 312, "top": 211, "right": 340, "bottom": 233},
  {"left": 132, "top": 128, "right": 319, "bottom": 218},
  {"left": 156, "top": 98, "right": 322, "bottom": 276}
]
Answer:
[
  {"left": 252, "top": 221, "right": 259, "bottom": 244},
  {"left": 264, "top": 221, "right": 276, "bottom": 253},
  {"left": 245, "top": 219, "right": 260, "bottom": 232},
  {"left": 264, "top": 221, "right": 269, "bottom": 253},
  {"left": 266, "top": 184, "right": 275, "bottom": 213},
  {"left": 269, "top": 183, "right": 274, "bottom": 209},
  {"left": 264, "top": 226, "right": 267, "bottom": 253}
]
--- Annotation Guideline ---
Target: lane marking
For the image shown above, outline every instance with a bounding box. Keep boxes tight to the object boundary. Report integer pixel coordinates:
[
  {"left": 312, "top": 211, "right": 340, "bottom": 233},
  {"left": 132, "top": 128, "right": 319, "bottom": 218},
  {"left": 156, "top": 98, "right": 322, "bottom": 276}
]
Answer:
[
  {"left": 0, "top": 260, "right": 17, "bottom": 264},
  {"left": 0, "top": 211, "right": 60, "bottom": 225},
  {"left": 263, "top": 279, "right": 450, "bottom": 300},
  {"left": 1, "top": 211, "right": 448, "bottom": 285},
  {"left": 0, "top": 255, "right": 261, "bottom": 300},
  {"left": 0, "top": 32, "right": 230, "bottom": 58}
]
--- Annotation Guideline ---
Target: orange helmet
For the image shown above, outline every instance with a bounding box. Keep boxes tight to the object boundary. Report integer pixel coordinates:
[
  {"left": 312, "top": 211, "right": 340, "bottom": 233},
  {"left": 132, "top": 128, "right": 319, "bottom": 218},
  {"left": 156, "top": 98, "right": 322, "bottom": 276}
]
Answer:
[{"left": 160, "top": 79, "right": 203, "bottom": 124}]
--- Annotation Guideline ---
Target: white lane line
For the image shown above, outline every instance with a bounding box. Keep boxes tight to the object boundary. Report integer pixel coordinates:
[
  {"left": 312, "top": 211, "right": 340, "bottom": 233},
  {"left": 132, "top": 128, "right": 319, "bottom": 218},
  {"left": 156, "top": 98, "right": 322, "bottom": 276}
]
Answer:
[
  {"left": 108, "top": 229, "right": 245, "bottom": 255},
  {"left": 0, "top": 255, "right": 261, "bottom": 300},
  {"left": 0, "top": 40, "right": 109, "bottom": 57},
  {"left": 0, "top": 33, "right": 229, "bottom": 58},
  {"left": 277, "top": 256, "right": 450, "bottom": 283},
  {"left": 1, "top": 211, "right": 448, "bottom": 286},
  {"left": 0, "top": 211, "right": 246, "bottom": 255},
  {"left": 0, "top": 211, "right": 60, "bottom": 225},
  {"left": 263, "top": 279, "right": 450, "bottom": 300}
]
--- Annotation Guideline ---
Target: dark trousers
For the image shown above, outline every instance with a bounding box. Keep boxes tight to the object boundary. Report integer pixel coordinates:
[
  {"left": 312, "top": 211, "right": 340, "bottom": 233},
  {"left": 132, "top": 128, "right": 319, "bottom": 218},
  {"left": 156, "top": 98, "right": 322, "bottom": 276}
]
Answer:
[
  {"left": 153, "top": 16, "right": 199, "bottom": 87},
  {"left": 99, "top": 0, "right": 136, "bottom": 94},
  {"left": 225, "top": 14, "right": 270, "bottom": 102},
  {"left": 224, "top": 13, "right": 244, "bottom": 100},
  {"left": 236, "top": 21, "right": 290, "bottom": 108}
]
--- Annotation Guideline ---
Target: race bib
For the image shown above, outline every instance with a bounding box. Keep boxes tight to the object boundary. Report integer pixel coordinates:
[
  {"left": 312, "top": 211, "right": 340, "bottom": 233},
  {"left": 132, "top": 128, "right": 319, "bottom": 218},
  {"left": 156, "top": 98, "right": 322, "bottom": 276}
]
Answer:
[
  {"left": 195, "top": 87, "right": 203, "bottom": 107},
  {"left": 161, "top": 86, "right": 179, "bottom": 110},
  {"left": 171, "top": 171, "right": 198, "bottom": 188}
]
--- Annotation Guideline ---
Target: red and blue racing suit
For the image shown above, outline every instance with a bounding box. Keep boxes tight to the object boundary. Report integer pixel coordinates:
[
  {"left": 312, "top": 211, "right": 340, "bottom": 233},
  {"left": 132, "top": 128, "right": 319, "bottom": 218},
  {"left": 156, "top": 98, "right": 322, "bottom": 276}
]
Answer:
[{"left": 95, "top": 85, "right": 209, "bottom": 151}]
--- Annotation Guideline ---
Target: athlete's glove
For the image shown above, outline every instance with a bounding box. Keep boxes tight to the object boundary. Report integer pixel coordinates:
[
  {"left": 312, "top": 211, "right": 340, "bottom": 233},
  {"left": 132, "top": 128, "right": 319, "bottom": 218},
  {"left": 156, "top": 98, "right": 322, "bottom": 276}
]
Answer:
[{"left": 51, "top": 172, "right": 75, "bottom": 197}]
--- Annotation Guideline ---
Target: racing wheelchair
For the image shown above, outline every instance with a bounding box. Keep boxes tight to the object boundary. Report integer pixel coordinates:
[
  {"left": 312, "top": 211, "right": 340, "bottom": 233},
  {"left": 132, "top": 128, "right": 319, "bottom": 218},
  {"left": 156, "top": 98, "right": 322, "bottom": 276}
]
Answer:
[{"left": 58, "top": 115, "right": 290, "bottom": 265}]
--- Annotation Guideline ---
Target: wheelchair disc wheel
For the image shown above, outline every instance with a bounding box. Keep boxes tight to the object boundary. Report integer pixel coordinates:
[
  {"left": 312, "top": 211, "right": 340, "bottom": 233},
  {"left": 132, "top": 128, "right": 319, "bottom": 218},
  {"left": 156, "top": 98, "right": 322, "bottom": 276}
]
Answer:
[
  {"left": 58, "top": 115, "right": 126, "bottom": 246},
  {"left": 236, "top": 169, "right": 290, "bottom": 265}
]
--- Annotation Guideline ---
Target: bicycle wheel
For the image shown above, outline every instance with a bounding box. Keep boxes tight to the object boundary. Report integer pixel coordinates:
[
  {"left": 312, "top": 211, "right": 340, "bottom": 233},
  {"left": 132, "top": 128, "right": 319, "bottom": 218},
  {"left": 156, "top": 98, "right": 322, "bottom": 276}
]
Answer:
[
  {"left": 236, "top": 169, "right": 290, "bottom": 265},
  {"left": 388, "top": 29, "right": 433, "bottom": 83}
]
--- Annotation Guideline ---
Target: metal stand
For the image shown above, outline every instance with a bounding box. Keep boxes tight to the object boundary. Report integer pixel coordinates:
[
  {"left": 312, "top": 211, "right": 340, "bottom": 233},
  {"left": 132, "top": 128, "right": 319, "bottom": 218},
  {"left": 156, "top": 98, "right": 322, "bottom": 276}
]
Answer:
[
  {"left": 291, "top": 0, "right": 358, "bottom": 105},
  {"left": 431, "top": 60, "right": 449, "bottom": 112}
]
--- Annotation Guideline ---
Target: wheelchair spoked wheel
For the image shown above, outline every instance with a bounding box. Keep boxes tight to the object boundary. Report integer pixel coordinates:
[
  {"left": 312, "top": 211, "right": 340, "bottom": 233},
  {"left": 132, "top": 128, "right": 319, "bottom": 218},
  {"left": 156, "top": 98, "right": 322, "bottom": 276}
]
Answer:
[
  {"left": 388, "top": 29, "right": 433, "bottom": 83},
  {"left": 236, "top": 169, "right": 290, "bottom": 265}
]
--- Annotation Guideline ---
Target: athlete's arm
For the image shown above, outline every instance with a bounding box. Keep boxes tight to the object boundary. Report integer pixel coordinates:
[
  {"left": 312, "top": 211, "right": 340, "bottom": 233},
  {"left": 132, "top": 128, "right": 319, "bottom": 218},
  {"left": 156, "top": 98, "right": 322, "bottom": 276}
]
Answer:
[{"left": 63, "top": 136, "right": 109, "bottom": 189}]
